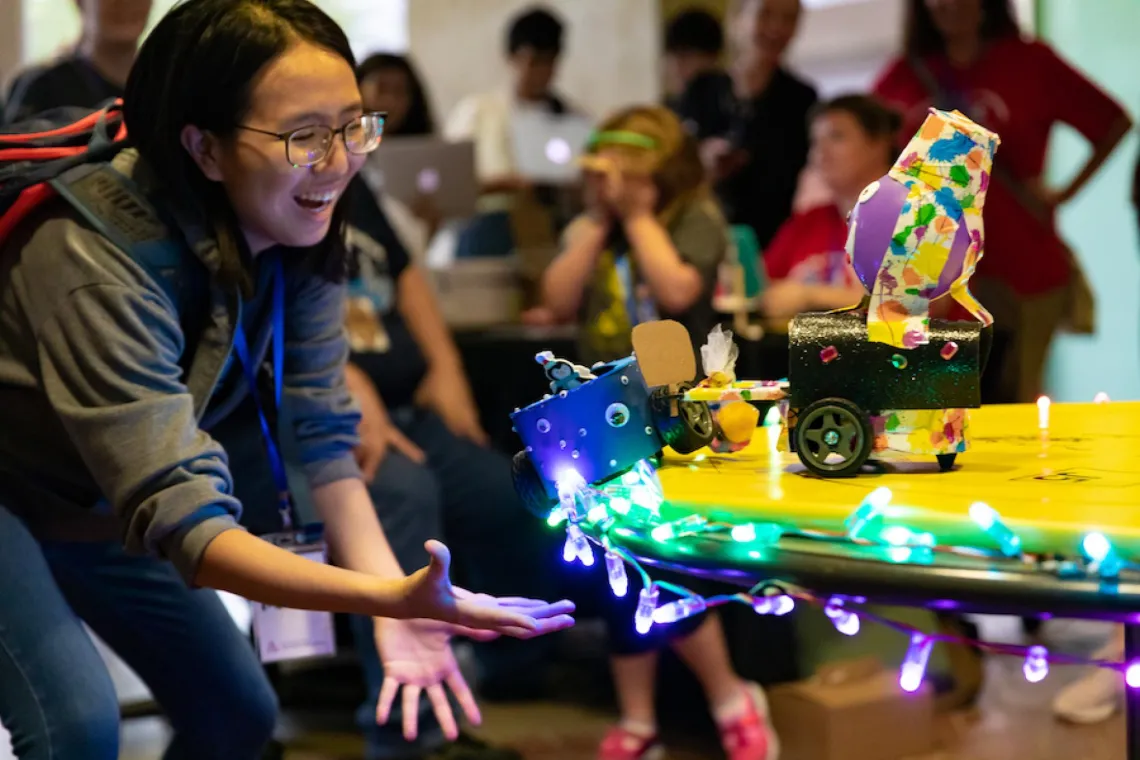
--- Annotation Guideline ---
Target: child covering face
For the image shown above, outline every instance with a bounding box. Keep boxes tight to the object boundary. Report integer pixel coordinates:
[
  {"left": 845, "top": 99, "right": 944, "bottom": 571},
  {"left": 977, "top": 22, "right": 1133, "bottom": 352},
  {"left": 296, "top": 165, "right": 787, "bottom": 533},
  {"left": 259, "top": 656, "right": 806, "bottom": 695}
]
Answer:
[
  {"left": 543, "top": 105, "right": 729, "bottom": 367},
  {"left": 540, "top": 105, "right": 778, "bottom": 760}
]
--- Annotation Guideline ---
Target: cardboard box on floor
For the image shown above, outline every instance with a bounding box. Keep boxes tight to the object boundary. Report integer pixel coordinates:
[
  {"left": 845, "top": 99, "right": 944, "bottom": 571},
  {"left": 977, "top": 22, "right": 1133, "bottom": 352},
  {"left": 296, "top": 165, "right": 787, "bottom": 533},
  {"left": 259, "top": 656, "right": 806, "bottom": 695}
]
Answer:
[{"left": 768, "top": 657, "right": 935, "bottom": 760}]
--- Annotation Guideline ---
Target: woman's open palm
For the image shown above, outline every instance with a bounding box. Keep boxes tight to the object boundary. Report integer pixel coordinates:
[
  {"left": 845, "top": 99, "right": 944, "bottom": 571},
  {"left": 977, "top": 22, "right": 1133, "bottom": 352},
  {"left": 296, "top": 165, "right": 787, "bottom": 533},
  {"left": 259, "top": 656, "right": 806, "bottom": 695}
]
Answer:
[{"left": 375, "top": 541, "right": 575, "bottom": 739}]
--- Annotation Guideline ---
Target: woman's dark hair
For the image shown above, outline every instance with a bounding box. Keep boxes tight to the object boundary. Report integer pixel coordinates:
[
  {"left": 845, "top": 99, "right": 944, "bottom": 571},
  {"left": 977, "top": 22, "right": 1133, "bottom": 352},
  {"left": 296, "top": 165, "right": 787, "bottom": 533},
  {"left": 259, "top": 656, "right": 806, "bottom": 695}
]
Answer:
[
  {"left": 904, "top": 0, "right": 1020, "bottom": 57},
  {"left": 506, "top": 6, "right": 564, "bottom": 56},
  {"left": 356, "top": 53, "right": 435, "bottom": 137},
  {"left": 124, "top": 0, "right": 356, "bottom": 286},
  {"left": 665, "top": 8, "right": 724, "bottom": 56},
  {"left": 811, "top": 94, "right": 903, "bottom": 141}
]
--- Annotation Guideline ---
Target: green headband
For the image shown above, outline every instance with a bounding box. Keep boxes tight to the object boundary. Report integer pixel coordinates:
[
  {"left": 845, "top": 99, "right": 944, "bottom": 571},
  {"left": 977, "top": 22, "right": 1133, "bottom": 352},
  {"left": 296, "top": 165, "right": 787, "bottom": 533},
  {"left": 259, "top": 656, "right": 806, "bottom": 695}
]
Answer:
[{"left": 588, "top": 130, "right": 658, "bottom": 151}]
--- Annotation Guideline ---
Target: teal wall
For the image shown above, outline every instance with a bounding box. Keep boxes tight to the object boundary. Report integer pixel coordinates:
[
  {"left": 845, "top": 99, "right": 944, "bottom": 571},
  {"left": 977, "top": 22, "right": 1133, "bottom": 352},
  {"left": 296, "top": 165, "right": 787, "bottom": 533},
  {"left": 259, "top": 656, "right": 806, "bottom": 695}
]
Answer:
[{"left": 1039, "top": 0, "right": 1140, "bottom": 402}]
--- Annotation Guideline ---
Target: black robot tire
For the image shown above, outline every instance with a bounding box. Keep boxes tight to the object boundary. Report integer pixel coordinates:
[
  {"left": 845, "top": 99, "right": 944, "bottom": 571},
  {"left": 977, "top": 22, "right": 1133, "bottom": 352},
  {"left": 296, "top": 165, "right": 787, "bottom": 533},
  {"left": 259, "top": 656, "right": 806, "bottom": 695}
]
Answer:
[
  {"left": 651, "top": 383, "right": 715, "bottom": 455},
  {"left": 793, "top": 397, "right": 874, "bottom": 478}
]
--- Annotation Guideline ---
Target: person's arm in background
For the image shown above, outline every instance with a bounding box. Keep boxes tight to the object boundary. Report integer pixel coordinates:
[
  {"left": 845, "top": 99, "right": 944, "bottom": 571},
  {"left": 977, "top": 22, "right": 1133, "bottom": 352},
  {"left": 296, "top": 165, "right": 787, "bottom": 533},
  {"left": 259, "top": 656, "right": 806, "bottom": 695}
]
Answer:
[
  {"left": 541, "top": 213, "right": 611, "bottom": 320},
  {"left": 624, "top": 214, "right": 705, "bottom": 313},
  {"left": 760, "top": 279, "right": 865, "bottom": 318},
  {"left": 348, "top": 181, "right": 488, "bottom": 445},
  {"left": 616, "top": 177, "right": 707, "bottom": 314},
  {"left": 401, "top": 266, "right": 489, "bottom": 445},
  {"left": 281, "top": 267, "right": 409, "bottom": 583},
  {"left": 1039, "top": 42, "right": 1132, "bottom": 208},
  {"left": 344, "top": 360, "right": 426, "bottom": 482},
  {"left": 757, "top": 210, "right": 864, "bottom": 318}
]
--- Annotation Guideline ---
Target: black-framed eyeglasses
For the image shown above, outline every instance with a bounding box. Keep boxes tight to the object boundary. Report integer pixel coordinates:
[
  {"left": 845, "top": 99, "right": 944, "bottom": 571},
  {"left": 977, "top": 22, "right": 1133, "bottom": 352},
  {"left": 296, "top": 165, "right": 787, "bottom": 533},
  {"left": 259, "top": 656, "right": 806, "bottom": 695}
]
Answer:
[{"left": 236, "top": 112, "right": 386, "bottom": 168}]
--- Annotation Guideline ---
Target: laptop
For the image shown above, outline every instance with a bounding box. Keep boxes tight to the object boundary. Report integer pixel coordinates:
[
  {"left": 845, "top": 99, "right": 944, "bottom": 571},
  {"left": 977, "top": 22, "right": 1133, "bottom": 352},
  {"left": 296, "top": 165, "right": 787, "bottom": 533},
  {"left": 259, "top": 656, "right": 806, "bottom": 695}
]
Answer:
[
  {"left": 362, "top": 136, "right": 478, "bottom": 219},
  {"left": 510, "top": 109, "right": 595, "bottom": 185}
]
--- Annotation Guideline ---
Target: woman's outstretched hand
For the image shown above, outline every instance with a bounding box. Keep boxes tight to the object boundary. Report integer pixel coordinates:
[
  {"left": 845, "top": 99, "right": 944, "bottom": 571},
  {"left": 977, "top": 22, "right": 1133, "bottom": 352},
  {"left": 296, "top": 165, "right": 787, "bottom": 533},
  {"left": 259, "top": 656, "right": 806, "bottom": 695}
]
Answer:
[
  {"left": 377, "top": 540, "right": 575, "bottom": 740},
  {"left": 398, "top": 540, "right": 575, "bottom": 636}
]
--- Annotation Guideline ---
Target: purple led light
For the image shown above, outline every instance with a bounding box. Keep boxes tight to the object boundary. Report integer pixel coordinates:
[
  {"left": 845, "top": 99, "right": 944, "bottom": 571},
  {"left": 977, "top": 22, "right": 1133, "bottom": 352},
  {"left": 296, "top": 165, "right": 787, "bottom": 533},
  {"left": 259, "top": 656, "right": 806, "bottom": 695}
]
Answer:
[{"left": 1126, "top": 661, "right": 1140, "bottom": 689}]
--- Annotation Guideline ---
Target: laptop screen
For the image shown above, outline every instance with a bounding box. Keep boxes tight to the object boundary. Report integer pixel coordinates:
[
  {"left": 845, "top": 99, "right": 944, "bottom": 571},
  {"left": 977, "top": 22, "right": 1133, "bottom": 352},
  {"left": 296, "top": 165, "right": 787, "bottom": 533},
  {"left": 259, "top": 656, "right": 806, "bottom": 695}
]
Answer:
[{"left": 510, "top": 110, "right": 595, "bottom": 184}]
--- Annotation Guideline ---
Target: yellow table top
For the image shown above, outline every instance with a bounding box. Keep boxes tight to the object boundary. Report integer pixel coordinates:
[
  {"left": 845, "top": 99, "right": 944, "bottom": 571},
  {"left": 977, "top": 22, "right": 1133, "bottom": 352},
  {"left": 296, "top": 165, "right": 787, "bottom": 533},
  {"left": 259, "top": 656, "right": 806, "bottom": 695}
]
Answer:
[{"left": 657, "top": 401, "right": 1140, "bottom": 558}]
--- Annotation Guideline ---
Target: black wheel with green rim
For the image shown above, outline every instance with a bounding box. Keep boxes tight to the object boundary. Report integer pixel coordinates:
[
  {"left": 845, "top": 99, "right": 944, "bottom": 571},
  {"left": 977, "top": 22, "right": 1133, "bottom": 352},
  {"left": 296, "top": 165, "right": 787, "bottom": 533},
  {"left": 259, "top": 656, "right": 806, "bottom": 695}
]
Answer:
[
  {"left": 793, "top": 397, "right": 874, "bottom": 478},
  {"left": 651, "top": 383, "right": 715, "bottom": 455}
]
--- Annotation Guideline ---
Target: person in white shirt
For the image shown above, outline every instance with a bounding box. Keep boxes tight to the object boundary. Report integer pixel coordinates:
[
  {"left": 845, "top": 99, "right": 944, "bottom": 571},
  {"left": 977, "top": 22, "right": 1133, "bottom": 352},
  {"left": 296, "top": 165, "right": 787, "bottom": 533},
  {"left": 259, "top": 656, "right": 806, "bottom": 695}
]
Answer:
[{"left": 443, "top": 6, "right": 573, "bottom": 204}]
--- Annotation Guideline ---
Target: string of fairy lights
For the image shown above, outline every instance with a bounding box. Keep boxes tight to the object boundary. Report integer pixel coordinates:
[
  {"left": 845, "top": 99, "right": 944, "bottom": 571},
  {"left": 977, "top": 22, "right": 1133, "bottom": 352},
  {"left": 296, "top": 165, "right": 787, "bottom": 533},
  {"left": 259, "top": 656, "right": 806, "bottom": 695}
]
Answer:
[{"left": 548, "top": 396, "right": 1137, "bottom": 694}]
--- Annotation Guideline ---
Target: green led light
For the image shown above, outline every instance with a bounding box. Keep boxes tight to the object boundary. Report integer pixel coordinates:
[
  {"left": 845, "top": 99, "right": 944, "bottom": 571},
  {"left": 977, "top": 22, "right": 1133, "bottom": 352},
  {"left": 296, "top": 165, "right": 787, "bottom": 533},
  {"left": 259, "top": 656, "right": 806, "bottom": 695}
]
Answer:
[
  {"left": 609, "top": 496, "right": 632, "bottom": 515},
  {"left": 651, "top": 514, "right": 707, "bottom": 542},
  {"left": 764, "top": 406, "right": 782, "bottom": 426},
  {"left": 730, "top": 522, "right": 783, "bottom": 545}
]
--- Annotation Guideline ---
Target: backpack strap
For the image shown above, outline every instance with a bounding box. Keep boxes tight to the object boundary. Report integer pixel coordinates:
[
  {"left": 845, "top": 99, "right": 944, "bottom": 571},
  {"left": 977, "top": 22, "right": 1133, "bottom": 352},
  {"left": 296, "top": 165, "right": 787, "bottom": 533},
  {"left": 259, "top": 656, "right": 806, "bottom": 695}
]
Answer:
[{"left": 48, "top": 162, "right": 209, "bottom": 369}]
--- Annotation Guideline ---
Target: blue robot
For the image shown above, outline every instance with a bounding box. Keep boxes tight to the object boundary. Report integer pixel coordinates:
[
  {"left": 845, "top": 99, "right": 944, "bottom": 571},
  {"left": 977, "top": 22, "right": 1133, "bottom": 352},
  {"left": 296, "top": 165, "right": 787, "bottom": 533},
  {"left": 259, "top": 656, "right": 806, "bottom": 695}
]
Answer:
[{"left": 510, "top": 350, "right": 715, "bottom": 517}]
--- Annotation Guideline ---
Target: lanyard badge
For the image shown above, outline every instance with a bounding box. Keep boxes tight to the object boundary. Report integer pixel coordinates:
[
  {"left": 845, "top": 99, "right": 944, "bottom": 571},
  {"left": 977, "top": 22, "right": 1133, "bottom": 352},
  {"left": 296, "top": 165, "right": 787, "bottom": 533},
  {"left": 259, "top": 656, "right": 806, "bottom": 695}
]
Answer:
[
  {"left": 249, "top": 534, "right": 336, "bottom": 663},
  {"left": 233, "top": 257, "right": 335, "bottom": 663}
]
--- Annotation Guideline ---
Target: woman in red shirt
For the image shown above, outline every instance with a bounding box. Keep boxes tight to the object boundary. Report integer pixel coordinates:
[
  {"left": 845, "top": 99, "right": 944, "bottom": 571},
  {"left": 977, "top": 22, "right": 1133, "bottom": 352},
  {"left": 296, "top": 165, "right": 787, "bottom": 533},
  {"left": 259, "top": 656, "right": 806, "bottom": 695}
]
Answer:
[
  {"left": 760, "top": 95, "right": 901, "bottom": 318},
  {"left": 872, "top": 0, "right": 1131, "bottom": 402}
]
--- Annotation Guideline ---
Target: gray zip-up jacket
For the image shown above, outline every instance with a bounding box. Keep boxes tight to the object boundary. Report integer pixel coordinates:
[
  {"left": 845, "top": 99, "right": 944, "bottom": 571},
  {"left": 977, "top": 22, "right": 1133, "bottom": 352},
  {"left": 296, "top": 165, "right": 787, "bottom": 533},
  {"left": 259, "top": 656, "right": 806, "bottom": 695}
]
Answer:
[{"left": 0, "top": 149, "right": 362, "bottom": 582}]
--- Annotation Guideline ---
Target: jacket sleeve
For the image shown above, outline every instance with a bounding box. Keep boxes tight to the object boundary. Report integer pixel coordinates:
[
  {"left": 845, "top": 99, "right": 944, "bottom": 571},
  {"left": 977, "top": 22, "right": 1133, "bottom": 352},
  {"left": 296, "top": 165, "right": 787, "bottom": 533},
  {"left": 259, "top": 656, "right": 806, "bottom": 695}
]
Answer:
[
  {"left": 29, "top": 220, "right": 244, "bottom": 584},
  {"left": 282, "top": 267, "right": 362, "bottom": 488}
]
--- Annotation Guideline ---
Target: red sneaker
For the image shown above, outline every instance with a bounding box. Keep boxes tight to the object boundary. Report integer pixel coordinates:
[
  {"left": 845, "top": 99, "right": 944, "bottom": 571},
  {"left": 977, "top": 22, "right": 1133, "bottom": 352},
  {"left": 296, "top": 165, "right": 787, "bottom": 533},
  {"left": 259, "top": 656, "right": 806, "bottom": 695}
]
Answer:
[
  {"left": 718, "top": 683, "right": 780, "bottom": 760},
  {"left": 596, "top": 726, "right": 665, "bottom": 760}
]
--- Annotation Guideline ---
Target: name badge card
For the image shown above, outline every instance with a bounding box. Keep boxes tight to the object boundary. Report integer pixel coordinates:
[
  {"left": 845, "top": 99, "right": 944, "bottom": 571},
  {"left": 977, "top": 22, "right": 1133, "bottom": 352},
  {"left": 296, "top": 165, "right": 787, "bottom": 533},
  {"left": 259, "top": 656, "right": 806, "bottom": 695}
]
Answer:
[{"left": 251, "top": 534, "right": 336, "bottom": 664}]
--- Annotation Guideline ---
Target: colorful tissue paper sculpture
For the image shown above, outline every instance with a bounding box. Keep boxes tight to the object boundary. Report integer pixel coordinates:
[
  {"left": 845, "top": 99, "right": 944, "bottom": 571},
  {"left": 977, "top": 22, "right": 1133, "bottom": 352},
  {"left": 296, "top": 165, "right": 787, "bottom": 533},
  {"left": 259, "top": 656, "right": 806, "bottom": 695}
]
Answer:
[
  {"left": 779, "top": 109, "right": 1000, "bottom": 475},
  {"left": 847, "top": 107, "right": 998, "bottom": 349}
]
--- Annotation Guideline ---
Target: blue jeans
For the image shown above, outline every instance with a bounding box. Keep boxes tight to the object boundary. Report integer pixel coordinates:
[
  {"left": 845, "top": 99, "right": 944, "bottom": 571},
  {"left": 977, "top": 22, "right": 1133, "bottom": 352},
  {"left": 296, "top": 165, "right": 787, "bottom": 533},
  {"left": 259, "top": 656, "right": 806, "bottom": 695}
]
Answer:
[
  {"left": 0, "top": 505, "right": 278, "bottom": 760},
  {"left": 350, "top": 407, "right": 559, "bottom": 760}
]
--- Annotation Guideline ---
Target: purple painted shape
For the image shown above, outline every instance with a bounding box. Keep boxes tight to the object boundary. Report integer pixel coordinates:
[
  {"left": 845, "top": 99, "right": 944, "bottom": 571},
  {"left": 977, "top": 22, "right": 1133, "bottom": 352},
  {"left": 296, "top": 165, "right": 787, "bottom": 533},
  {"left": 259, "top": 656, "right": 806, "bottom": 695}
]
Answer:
[{"left": 848, "top": 176, "right": 972, "bottom": 302}]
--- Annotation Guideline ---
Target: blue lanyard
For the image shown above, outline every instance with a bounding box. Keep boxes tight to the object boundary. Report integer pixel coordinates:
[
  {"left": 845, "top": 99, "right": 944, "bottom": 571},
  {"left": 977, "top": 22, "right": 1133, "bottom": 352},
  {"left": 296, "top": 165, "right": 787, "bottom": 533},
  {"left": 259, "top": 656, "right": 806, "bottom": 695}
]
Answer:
[
  {"left": 614, "top": 254, "right": 657, "bottom": 327},
  {"left": 232, "top": 256, "right": 293, "bottom": 530}
]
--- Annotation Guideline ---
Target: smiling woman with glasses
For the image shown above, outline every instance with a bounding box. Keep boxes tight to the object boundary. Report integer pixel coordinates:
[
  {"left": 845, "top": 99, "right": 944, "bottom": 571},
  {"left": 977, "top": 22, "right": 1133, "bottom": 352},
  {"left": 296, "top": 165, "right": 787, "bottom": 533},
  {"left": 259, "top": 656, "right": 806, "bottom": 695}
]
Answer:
[
  {"left": 237, "top": 111, "right": 387, "bottom": 168},
  {"left": 0, "top": 1, "right": 574, "bottom": 759}
]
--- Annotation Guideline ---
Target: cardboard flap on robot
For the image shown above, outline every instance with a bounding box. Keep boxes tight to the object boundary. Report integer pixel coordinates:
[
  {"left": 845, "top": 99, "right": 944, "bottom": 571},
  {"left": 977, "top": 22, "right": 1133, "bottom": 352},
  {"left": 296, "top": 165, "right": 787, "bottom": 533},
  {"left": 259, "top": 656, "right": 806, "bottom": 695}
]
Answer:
[{"left": 632, "top": 319, "right": 696, "bottom": 389}]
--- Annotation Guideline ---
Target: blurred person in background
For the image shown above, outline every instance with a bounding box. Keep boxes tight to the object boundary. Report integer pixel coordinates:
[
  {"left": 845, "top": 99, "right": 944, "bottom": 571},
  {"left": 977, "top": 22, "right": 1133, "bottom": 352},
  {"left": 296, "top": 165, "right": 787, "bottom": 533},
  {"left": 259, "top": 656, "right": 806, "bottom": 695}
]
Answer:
[
  {"left": 542, "top": 105, "right": 778, "bottom": 760},
  {"left": 357, "top": 53, "right": 441, "bottom": 257},
  {"left": 663, "top": 7, "right": 735, "bottom": 142},
  {"left": 873, "top": 0, "right": 1131, "bottom": 405},
  {"left": 359, "top": 53, "right": 436, "bottom": 139},
  {"left": 702, "top": 0, "right": 816, "bottom": 249},
  {"left": 444, "top": 6, "right": 573, "bottom": 202},
  {"left": 4, "top": 0, "right": 152, "bottom": 124},
  {"left": 758, "top": 95, "right": 900, "bottom": 319},
  {"left": 874, "top": 0, "right": 1131, "bottom": 712}
]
